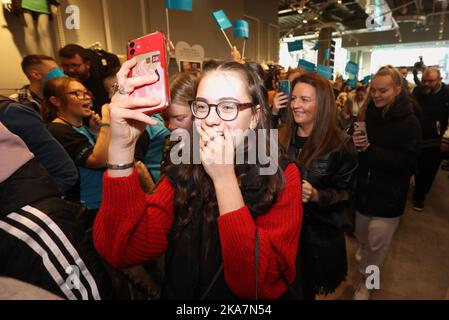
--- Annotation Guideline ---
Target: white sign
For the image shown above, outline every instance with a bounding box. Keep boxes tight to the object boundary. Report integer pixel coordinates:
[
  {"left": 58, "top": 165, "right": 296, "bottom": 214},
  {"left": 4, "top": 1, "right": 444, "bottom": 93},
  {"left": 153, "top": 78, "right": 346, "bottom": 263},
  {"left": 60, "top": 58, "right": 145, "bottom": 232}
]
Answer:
[{"left": 175, "top": 41, "right": 205, "bottom": 70}]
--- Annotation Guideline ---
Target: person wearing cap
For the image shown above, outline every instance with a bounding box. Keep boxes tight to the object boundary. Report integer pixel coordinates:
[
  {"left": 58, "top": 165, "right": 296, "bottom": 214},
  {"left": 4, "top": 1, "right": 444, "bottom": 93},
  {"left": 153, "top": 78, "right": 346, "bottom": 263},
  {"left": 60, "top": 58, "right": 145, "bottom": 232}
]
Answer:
[{"left": 10, "top": 55, "right": 65, "bottom": 113}]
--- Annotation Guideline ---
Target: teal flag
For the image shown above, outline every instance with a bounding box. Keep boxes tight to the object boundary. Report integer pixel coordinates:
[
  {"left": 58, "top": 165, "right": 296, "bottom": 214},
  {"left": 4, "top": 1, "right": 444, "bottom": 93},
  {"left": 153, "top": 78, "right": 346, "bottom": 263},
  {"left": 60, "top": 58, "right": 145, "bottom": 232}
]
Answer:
[
  {"left": 317, "top": 64, "right": 333, "bottom": 80},
  {"left": 234, "top": 19, "right": 249, "bottom": 39},
  {"left": 165, "top": 0, "right": 192, "bottom": 11},
  {"left": 212, "top": 10, "right": 232, "bottom": 29},
  {"left": 298, "top": 59, "right": 315, "bottom": 73},
  {"left": 345, "top": 61, "right": 359, "bottom": 75},
  {"left": 347, "top": 78, "right": 357, "bottom": 88},
  {"left": 287, "top": 40, "right": 303, "bottom": 52}
]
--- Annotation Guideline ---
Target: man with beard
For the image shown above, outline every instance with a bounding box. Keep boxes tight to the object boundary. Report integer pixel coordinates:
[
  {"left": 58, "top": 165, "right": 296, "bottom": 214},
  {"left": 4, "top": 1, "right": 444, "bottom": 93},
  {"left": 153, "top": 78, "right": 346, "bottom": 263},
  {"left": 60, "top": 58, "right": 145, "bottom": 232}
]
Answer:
[
  {"left": 412, "top": 68, "right": 449, "bottom": 211},
  {"left": 59, "top": 44, "right": 119, "bottom": 115}
]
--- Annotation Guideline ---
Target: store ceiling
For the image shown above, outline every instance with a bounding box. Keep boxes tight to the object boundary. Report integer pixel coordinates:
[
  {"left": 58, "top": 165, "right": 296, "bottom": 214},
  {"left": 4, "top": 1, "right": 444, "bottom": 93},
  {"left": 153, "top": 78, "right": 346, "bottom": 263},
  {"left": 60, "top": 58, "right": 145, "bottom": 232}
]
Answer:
[{"left": 279, "top": 0, "right": 449, "bottom": 39}]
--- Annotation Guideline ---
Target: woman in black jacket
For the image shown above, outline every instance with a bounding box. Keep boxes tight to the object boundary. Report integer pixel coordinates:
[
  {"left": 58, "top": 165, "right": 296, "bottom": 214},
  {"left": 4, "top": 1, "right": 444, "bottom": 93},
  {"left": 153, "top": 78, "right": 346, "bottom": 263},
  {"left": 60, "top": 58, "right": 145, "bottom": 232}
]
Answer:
[
  {"left": 280, "top": 73, "right": 358, "bottom": 299},
  {"left": 352, "top": 66, "right": 421, "bottom": 300}
]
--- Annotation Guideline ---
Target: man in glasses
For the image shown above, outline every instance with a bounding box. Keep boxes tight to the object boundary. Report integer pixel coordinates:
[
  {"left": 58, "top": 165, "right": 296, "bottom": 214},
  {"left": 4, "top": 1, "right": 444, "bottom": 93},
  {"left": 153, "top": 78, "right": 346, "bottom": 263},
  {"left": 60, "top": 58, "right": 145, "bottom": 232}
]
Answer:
[
  {"left": 59, "top": 44, "right": 119, "bottom": 116},
  {"left": 412, "top": 67, "right": 449, "bottom": 211}
]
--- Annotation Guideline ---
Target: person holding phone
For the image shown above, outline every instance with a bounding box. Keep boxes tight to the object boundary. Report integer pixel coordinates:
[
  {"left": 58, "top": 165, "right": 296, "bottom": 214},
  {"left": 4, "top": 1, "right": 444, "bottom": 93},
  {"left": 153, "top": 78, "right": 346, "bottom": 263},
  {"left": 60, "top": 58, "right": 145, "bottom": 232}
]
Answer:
[
  {"left": 93, "top": 59, "right": 303, "bottom": 300},
  {"left": 352, "top": 66, "right": 421, "bottom": 300},
  {"left": 271, "top": 80, "right": 290, "bottom": 131},
  {"left": 279, "top": 73, "right": 358, "bottom": 300},
  {"left": 41, "top": 77, "right": 110, "bottom": 228}
]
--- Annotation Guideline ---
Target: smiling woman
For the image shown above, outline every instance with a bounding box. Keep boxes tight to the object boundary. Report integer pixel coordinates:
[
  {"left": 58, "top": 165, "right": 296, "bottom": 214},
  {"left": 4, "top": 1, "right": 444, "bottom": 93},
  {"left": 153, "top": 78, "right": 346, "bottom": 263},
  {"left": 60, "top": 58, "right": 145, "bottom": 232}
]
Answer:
[
  {"left": 279, "top": 72, "right": 358, "bottom": 300},
  {"left": 352, "top": 65, "right": 422, "bottom": 300},
  {"left": 41, "top": 77, "right": 111, "bottom": 228},
  {"left": 93, "top": 59, "right": 303, "bottom": 300}
]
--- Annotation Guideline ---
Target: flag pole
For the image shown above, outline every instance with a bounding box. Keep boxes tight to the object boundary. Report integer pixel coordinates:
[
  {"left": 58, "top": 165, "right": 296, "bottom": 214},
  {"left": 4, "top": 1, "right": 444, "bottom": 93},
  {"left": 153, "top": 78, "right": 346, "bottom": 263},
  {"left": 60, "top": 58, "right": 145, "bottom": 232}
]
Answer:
[
  {"left": 220, "top": 29, "right": 233, "bottom": 49},
  {"left": 165, "top": 8, "right": 171, "bottom": 41},
  {"left": 242, "top": 40, "right": 246, "bottom": 59}
]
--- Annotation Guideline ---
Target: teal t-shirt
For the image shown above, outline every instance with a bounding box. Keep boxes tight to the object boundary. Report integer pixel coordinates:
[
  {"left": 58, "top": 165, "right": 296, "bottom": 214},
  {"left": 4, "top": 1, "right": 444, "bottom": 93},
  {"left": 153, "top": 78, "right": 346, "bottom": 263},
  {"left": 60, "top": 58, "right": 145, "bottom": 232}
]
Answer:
[{"left": 22, "top": 0, "right": 50, "bottom": 14}]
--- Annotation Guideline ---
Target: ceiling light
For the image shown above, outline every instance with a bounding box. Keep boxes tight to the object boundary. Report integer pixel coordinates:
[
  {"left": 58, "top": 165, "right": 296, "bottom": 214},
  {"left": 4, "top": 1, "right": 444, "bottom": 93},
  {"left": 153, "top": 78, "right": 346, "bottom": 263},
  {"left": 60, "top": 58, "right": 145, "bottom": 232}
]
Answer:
[{"left": 303, "top": 19, "right": 308, "bottom": 24}]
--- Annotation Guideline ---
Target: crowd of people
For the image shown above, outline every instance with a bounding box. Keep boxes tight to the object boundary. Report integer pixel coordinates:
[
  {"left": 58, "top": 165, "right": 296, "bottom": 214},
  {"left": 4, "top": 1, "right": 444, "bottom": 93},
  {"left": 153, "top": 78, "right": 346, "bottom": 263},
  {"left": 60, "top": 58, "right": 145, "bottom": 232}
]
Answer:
[{"left": 1, "top": 42, "right": 448, "bottom": 300}]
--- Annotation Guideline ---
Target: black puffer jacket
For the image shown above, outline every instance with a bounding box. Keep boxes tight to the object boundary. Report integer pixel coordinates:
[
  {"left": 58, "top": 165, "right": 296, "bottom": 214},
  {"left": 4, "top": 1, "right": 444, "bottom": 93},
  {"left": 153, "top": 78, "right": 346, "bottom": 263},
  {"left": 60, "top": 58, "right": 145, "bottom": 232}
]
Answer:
[{"left": 356, "top": 93, "right": 422, "bottom": 218}]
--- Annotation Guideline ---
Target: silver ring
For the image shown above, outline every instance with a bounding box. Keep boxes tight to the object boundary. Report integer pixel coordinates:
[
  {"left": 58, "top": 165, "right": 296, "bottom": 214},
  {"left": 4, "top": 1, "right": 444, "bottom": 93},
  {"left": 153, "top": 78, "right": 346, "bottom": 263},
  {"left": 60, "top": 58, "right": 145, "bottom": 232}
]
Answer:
[
  {"left": 112, "top": 83, "right": 132, "bottom": 95},
  {"left": 119, "top": 85, "right": 132, "bottom": 95}
]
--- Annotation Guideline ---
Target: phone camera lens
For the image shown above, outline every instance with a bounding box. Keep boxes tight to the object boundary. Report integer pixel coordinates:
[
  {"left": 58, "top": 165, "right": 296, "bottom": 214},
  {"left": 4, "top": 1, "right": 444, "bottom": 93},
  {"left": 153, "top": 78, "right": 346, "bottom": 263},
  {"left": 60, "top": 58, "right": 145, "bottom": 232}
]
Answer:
[
  {"left": 130, "top": 49, "right": 135, "bottom": 55},
  {"left": 129, "top": 42, "right": 135, "bottom": 48}
]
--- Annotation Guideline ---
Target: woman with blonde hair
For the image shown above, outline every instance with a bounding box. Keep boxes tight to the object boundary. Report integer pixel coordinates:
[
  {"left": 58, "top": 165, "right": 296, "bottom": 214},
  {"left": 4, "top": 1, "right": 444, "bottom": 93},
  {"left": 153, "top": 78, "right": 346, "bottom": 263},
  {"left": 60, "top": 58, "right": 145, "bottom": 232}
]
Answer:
[{"left": 352, "top": 65, "right": 421, "bottom": 299}]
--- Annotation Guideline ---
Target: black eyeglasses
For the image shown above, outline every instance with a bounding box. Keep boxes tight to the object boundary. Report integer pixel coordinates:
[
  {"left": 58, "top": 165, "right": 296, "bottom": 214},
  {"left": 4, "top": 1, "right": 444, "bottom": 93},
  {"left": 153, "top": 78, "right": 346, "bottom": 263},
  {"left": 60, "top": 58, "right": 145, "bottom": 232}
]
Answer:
[
  {"left": 190, "top": 100, "right": 253, "bottom": 121},
  {"left": 421, "top": 79, "right": 439, "bottom": 84},
  {"left": 67, "top": 90, "right": 92, "bottom": 100}
]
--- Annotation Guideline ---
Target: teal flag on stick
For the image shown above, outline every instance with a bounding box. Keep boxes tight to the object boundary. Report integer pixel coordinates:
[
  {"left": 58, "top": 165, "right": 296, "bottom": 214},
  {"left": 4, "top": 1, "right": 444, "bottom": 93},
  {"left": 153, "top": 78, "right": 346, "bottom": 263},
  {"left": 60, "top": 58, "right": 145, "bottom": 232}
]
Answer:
[
  {"left": 317, "top": 64, "right": 333, "bottom": 80},
  {"left": 345, "top": 61, "right": 359, "bottom": 75},
  {"left": 212, "top": 10, "right": 232, "bottom": 29},
  {"left": 165, "top": 0, "right": 192, "bottom": 11},
  {"left": 298, "top": 59, "right": 315, "bottom": 73},
  {"left": 234, "top": 19, "right": 249, "bottom": 39}
]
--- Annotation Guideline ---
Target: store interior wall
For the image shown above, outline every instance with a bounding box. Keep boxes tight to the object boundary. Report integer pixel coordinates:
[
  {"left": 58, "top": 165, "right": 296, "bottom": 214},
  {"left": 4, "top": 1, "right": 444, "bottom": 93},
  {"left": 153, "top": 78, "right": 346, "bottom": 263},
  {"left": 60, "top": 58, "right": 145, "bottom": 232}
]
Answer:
[{"left": 0, "top": 0, "right": 279, "bottom": 95}]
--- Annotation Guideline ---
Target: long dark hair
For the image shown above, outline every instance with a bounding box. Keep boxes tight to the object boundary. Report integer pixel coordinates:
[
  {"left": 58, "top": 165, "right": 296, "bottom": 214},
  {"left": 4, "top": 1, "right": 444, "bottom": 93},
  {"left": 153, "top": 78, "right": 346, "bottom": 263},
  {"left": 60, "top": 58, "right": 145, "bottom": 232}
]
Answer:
[
  {"left": 168, "top": 61, "right": 286, "bottom": 232},
  {"left": 281, "top": 72, "right": 344, "bottom": 168}
]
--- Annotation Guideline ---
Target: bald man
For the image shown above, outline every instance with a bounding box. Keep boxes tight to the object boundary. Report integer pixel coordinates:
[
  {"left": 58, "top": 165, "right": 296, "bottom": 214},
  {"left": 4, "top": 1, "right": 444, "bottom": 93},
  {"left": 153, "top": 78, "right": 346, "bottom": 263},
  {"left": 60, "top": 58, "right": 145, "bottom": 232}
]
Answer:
[{"left": 412, "top": 68, "right": 449, "bottom": 211}]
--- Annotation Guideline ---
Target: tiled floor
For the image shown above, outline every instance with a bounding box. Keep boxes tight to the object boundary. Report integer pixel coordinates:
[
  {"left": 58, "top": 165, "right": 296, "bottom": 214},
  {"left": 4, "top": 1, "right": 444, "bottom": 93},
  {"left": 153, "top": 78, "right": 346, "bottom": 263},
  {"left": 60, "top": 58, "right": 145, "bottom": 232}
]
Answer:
[{"left": 318, "top": 169, "right": 449, "bottom": 300}]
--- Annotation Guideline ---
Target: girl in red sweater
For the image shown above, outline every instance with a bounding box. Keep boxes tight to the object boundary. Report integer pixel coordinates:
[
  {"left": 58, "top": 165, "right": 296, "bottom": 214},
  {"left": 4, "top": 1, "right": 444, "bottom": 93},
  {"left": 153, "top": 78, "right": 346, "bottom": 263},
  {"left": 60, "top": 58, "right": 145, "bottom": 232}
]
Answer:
[{"left": 93, "top": 59, "right": 303, "bottom": 300}]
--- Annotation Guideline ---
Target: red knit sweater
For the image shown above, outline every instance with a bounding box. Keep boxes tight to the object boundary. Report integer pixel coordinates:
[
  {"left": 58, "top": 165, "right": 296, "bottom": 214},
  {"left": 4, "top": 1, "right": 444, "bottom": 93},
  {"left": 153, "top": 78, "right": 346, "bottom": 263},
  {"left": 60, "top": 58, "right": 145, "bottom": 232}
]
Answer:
[{"left": 93, "top": 164, "right": 302, "bottom": 299}]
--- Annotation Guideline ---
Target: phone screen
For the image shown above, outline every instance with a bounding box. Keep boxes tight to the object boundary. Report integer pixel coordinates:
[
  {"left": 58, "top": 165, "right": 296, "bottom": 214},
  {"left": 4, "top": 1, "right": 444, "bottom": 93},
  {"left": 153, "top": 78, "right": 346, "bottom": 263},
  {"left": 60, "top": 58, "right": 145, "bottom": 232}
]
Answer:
[{"left": 279, "top": 80, "right": 291, "bottom": 96}]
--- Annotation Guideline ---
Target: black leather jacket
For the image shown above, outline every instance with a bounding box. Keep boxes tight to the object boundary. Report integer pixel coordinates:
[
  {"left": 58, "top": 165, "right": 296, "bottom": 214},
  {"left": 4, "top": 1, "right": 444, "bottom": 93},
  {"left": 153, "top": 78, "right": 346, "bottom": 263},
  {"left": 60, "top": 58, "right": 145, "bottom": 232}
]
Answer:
[
  {"left": 288, "top": 133, "right": 358, "bottom": 230},
  {"left": 286, "top": 131, "right": 358, "bottom": 296}
]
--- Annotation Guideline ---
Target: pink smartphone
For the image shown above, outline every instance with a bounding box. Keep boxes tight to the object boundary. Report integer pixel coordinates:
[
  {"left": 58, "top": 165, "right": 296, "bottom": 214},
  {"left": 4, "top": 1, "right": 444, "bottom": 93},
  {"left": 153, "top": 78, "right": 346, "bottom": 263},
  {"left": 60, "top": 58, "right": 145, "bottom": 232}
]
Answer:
[{"left": 127, "top": 32, "right": 170, "bottom": 114}]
